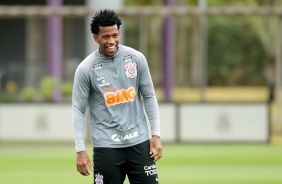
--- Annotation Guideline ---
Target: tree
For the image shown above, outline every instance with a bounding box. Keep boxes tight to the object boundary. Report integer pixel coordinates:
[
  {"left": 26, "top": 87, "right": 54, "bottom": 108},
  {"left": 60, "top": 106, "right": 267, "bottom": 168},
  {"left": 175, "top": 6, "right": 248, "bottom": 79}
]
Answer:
[{"left": 246, "top": 0, "right": 281, "bottom": 103}]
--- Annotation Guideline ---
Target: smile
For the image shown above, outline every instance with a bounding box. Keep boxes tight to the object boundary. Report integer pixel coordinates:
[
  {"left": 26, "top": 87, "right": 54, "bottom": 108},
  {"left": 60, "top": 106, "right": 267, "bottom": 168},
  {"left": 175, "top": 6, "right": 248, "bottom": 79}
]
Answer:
[{"left": 107, "top": 46, "right": 116, "bottom": 49}]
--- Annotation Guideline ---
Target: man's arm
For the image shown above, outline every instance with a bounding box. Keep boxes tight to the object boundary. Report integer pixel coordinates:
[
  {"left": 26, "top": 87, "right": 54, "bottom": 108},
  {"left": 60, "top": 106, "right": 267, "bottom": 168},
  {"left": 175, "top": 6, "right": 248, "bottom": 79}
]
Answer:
[
  {"left": 72, "top": 64, "right": 92, "bottom": 175},
  {"left": 73, "top": 64, "right": 90, "bottom": 152},
  {"left": 138, "top": 53, "right": 162, "bottom": 161}
]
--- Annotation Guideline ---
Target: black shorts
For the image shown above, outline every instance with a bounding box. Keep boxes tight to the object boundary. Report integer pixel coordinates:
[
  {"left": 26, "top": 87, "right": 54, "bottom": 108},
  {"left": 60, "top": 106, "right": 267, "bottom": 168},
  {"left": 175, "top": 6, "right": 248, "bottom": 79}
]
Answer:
[{"left": 93, "top": 140, "right": 159, "bottom": 184}]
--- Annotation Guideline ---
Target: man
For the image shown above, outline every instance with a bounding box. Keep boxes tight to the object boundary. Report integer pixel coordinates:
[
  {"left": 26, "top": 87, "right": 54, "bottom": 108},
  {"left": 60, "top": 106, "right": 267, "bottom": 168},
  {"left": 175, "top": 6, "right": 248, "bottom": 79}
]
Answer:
[{"left": 72, "top": 9, "right": 162, "bottom": 184}]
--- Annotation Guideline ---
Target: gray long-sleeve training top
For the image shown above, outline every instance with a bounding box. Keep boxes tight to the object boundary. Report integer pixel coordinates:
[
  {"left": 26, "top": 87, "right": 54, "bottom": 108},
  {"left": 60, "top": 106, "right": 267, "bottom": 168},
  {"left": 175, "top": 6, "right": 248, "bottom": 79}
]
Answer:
[{"left": 72, "top": 45, "right": 160, "bottom": 152}]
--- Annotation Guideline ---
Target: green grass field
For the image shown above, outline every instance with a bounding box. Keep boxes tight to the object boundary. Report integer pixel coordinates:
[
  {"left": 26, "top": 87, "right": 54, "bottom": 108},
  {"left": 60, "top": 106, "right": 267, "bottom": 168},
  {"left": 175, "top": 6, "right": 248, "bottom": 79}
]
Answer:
[{"left": 1, "top": 143, "right": 282, "bottom": 184}]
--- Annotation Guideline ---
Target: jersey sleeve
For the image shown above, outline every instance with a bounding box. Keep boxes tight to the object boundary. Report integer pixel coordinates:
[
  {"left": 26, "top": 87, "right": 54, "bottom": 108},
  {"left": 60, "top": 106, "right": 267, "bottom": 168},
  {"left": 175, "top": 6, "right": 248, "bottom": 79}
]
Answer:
[
  {"left": 72, "top": 64, "right": 90, "bottom": 152},
  {"left": 137, "top": 53, "right": 161, "bottom": 137}
]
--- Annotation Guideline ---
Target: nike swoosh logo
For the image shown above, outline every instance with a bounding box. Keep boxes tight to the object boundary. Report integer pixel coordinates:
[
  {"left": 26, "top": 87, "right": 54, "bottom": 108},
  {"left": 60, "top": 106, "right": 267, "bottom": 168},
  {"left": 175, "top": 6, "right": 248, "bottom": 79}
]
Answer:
[
  {"left": 97, "top": 77, "right": 104, "bottom": 81},
  {"left": 156, "top": 178, "right": 159, "bottom": 181}
]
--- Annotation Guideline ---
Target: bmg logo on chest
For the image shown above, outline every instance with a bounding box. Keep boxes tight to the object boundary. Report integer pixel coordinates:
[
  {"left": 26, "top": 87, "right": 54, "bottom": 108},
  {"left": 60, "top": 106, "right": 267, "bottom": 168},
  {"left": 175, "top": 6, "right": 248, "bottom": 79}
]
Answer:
[{"left": 104, "top": 87, "right": 136, "bottom": 106}]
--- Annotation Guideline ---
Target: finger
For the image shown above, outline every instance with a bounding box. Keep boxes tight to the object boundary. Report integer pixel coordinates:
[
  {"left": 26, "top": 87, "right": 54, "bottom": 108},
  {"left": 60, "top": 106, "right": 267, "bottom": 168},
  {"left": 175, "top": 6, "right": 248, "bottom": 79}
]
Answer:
[
  {"left": 151, "top": 151, "right": 158, "bottom": 161},
  {"left": 87, "top": 161, "right": 93, "bottom": 170},
  {"left": 150, "top": 152, "right": 157, "bottom": 158},
  {"left": 83, "top": 161, "right": 91, "bottom": 176},
  {"left": 78, "top": 165, "right": 86, "bottom": 176},
  {"left": 149, "top": 142, "right": 154, "bottom": 155},
  {"left": 77, "top": 163, "right": 83, "bottom": 174},
  {"left": 154, "top": 154, "right": 162, "bottom": 162},
  {"left": 77, "top": 162, "right": 89, "bottom": 176},
  {"left": 79, "top": 169, "right": 85, "bottom": 176},
  {"left": 153, "top": 153, "right": 161, "bottom": 161},
  {"left": 85, "top": 168, "right": 90, "bottom": 176},
  {"left": 154, "top": 147, "right": 163, "bottom": 161},
  {"left": 80, "top": 167, "right": 89, "bottom": 176},
  {"left": 150, "top": 148, "right": 159, "bottom": 158},
  {"left": 158, "top": 147, "right": 162, "bottom": 157}
]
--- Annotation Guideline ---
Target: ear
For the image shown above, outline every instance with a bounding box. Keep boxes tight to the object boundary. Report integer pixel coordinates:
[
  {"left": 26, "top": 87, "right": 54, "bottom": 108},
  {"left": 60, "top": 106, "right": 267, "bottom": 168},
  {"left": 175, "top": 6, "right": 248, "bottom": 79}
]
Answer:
[{"left": 93, "top": 34, "right": 99, "bottom": 43}]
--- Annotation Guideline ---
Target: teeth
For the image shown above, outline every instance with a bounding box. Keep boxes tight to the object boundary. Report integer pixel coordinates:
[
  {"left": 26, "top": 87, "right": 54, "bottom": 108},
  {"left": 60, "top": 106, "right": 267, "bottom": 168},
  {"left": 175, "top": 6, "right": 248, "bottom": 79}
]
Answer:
[{"left": 108, "top": 46, "right": 115, "bottom": 49}]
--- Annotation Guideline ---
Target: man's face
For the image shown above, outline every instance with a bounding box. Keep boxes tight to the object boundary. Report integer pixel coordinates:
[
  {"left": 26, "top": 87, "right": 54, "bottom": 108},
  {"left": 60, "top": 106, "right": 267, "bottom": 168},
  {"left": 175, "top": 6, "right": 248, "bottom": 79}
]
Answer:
[{"left": 93, "top": 25, "right": 120, "bottom": 57}]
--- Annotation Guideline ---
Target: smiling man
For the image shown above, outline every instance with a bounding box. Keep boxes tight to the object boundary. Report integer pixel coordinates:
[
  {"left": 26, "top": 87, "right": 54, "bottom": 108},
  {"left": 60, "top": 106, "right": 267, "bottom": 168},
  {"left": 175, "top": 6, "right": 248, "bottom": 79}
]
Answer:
[{"left": 72, "top": 9, "right": 162, "bottom": 184}]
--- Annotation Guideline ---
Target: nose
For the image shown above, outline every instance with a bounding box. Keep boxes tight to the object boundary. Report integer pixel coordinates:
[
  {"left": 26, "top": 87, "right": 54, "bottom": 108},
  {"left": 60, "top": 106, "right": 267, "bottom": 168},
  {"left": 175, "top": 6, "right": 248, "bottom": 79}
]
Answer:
[{"left": 108, "top": 36, "right": 115, "bottom": 44}]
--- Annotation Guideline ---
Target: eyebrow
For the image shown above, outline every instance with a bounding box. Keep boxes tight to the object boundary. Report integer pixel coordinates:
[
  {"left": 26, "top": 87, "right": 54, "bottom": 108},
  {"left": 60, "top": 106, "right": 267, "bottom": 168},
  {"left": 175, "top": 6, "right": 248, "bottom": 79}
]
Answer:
[{"left": 101, "top": 33, "right": 119, "bottom": 37}]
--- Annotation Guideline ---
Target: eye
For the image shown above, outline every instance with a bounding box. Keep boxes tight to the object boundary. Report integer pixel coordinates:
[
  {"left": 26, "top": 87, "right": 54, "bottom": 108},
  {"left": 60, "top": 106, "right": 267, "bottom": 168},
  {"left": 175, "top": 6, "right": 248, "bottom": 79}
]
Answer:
[{"left": 102, "top": 35, "right": 109, "bottom": 39}]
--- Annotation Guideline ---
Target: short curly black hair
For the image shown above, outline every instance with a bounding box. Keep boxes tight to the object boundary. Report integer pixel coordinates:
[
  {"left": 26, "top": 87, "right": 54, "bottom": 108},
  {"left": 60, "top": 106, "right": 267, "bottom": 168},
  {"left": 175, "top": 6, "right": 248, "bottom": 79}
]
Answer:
[{"left": 90, "top": 9, "right": 122, "bottom": 35}]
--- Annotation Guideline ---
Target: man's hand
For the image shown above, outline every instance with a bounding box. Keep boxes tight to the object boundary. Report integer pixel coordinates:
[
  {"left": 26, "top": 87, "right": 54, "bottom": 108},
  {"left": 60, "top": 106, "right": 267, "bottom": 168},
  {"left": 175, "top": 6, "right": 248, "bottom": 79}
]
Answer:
[
  {"left": 76, "top": 151, "right": 92, "bottom": 176},
  {"left": 150, "top": 135, "right": 163, "bottom": 162}
]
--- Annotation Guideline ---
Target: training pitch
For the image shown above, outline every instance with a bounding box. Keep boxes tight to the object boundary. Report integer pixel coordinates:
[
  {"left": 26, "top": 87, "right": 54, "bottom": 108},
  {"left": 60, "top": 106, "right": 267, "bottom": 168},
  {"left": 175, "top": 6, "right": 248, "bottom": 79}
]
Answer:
[{"left": 0, "top": 143, "right": 282, "bottom": 184}]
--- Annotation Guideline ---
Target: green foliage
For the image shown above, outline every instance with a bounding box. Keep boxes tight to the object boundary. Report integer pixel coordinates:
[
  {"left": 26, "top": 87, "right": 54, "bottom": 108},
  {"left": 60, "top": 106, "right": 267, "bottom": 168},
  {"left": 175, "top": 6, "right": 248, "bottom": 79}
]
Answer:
[
  {"left": 61, "top": 82, "right": 73, "bottom": 97},
  {"left": 124, "top": 0, "right": 162, "bottom": 6},
  {"left": 21, "top": 87, "right": 36, "bottom": 102},
  {"left": 207, "top": 17, "right": 267, "bottom": 86},
  {"left": 247, "top": 16, "right": 279, "bottom": 57},
  {"left": 39, "top": 76, "right": 57, "bottom": 101},
  {"left": 124, "top": 18, "right": 139, "bottom": 50},
  {"left": 0, "top": 92, "right": 16, "bottom": 102}
]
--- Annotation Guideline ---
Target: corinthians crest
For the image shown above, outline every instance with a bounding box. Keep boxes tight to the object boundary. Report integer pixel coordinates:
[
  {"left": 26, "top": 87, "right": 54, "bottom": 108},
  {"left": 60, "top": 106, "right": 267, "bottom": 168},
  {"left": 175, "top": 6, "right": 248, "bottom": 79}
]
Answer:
[
  {"left": 95, "top": 173, "right": 103, "bottom": 184},
  {"left": 124, "top": 63, "right": 137, "bottom": 78}
]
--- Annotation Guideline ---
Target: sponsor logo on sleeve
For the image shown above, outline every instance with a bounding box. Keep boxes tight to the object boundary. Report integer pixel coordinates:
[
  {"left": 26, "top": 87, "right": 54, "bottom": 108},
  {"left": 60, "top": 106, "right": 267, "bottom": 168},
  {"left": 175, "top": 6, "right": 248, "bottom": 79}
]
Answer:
[
  {"left": 93, "top": 63, "right": 103, "bottom": 70},
  {"left": 123, "top": 55, "right": 132, "bottom": 62},
  {"left": 124, "top": 63, "right": 137, "bottom": 78}
]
